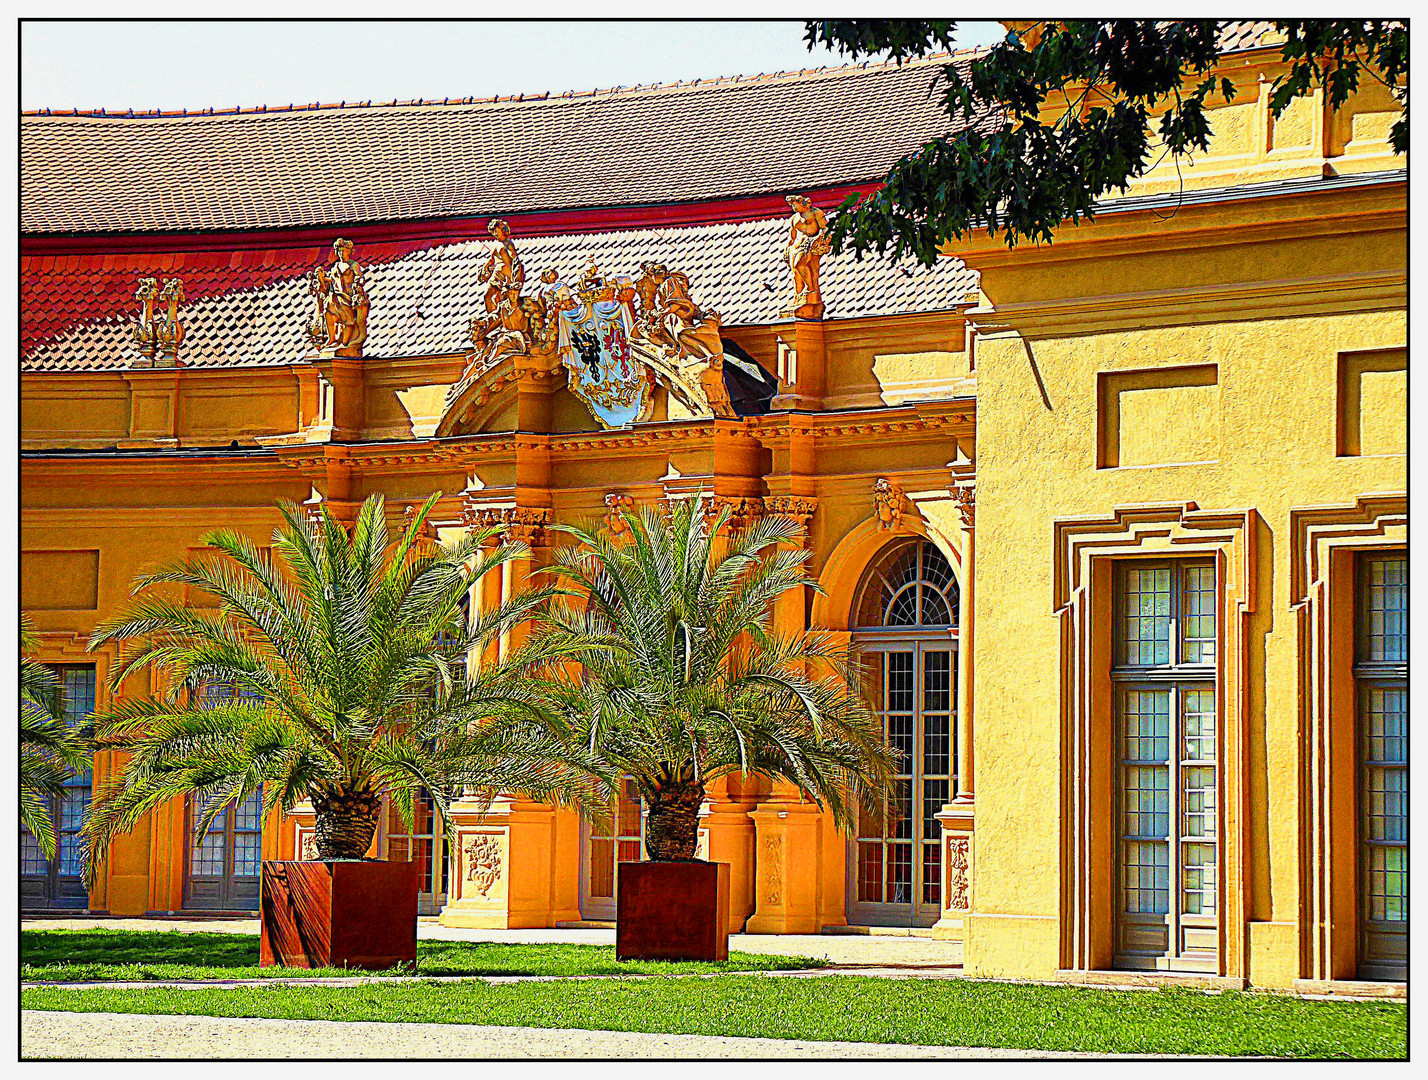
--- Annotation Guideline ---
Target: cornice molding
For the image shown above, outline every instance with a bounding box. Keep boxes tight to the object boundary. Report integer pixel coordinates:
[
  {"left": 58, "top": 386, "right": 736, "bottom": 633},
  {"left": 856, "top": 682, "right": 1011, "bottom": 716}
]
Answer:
[{"left": 969, "top": 268, "right": 1405, "bottom": 338}]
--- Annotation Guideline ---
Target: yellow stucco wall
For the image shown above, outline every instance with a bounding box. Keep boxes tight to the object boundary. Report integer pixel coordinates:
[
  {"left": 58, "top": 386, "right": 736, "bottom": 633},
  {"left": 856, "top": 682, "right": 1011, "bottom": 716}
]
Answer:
[{"left": 958, "top": 166, "right": 1405, "bottom": 986}]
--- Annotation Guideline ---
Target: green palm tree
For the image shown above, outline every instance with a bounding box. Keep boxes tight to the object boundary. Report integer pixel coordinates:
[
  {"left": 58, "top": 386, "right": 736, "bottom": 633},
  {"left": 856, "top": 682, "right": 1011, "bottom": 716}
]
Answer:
[
  {"left": 20, "top": 615, "right": 94, "bottom": 862},
  {"left": 81, "top": 492, "right": 597, "bottom": 886},
  {"left": 522, "top": 495, "right": 898, "bottom": 861}
]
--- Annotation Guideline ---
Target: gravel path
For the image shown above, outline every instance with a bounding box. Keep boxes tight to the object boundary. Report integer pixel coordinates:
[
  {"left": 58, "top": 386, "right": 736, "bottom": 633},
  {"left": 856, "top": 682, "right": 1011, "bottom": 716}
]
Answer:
[{"left": 23, "top": 1010, "right": 1096, "bottom": 1059}]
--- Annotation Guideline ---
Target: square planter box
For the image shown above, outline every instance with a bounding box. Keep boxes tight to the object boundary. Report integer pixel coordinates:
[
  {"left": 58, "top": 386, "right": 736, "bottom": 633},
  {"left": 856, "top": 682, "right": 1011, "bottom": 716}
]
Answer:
[
  {"left": 260, "top": 859, "right": 418, "bottom": 971},
  {"left": 616, "top": 860, "right": 730, "bottom": 962}
]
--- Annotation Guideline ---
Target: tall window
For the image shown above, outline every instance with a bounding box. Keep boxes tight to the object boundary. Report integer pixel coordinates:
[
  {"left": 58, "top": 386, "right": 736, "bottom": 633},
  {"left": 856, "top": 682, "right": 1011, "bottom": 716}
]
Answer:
[
  {"left": 184, "top": 680, "right": 264, "bottom": 910},
  {"left": 850, "top": 539, "right": 958, "bottom": 927},
  {"left": 20, "top": 664, "right": 96, "bottom": 910},
  {"left": 1113, "top": 561, "right": 1218, "bottom": 970},
  {"left": 1356, "top": 553, "right": 1407, "bottom": 980}
]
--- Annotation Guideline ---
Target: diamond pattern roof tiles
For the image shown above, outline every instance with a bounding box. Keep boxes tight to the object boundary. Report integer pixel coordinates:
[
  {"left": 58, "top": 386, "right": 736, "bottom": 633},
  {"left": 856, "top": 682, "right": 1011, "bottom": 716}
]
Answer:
[{"left": 22, "top": 217, "right": 977, "bottom": 372}]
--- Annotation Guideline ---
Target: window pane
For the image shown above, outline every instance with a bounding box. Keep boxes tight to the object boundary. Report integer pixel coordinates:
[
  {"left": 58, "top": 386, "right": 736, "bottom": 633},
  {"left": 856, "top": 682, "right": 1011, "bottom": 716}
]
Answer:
[
  {"left": 1366, "top": 846, "right": 1407, "bottom": 922},
  {"left": 1361, "top": 556, "right": 1407, "bottom": 663},
  {"left": 1182, "top": 688, "right": 1216, "bottom": 762},
  {"left": 1118, "top": 566, "right": 1172, "bottom": 666},
  {"left": 1121, "top": 688, "right": 1171, "bottom": 762},
  {"left": 857, "top": 843, "right": 883, "bottom": 903},
  {"left": 1123, "top": 840, "right": 1170, "bottom": 914},
  {"left": 1181, "top": 564, "right": 1217, "bottom": 663},
  {"left": 1182, "top": 765, "right": 1216, "bottom": 839},
  {"left": 1182, "top": 841, "right": 1217, "bottom": 914},
  {"left": 922, "top": 843, "right": 941, "bottom": 906},
  {"left": 1122, "top": 765, "right": 1170, "bottom": 838}
]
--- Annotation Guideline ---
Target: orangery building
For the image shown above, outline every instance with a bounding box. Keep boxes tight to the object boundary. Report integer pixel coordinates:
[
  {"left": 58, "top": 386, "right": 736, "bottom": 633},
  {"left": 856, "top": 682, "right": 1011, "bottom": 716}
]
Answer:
[{"left": 20, "top": 24, "right": 1407, "bottom": 990}]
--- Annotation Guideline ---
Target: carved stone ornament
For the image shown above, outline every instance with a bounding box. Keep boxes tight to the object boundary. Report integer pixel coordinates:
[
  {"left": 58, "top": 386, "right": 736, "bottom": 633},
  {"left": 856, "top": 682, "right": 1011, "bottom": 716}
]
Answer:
[
  {"left": 307, "top": 238, "right": 370, "bottom": 357},
  {"left": 131, "top": 276, "right": 186, "bottom": 367},
  {"left": 952, "top": 484, "right": 976, "bottom": 528},
  {"left": 403, "top": 502, "right": 440, "bottom": 542},
  {"left": 705, "top": 495, "right": 765, "bottom": 531},
  {"left": 443, "top": 223, "right": 739, "bottom": 430},
  {"left": 603, "top": 493, "right": 636, "bottom": 537},
  {"left": 461, "top": 502, "right": 553, "bottom": 548},
  {"left": 781, "top": 194, "right": 832, "bottom": 320},
  {"left": 299, "top": 830, "right": 318, "bottom": 861},
  {"left": 764, "top": 495, "right": 818, "bottom": 529},
  {"left": 873, "top": 478, "right": 906, "bottom": 531},
  {"left": 947, "top": 837, "right": 971, "bottom": 912},
  {"left": 761, "top": 833, "right": 783, "bottom": 906},
  {"left": 464, "top": 833, "right": 503, "bottom": 898}
]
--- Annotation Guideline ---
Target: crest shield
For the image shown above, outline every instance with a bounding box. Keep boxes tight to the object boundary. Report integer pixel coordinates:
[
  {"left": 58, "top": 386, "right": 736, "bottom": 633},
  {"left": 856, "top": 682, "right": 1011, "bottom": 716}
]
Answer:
[{"left": 557, "top": 299, "right": 653, "bottom": 429}]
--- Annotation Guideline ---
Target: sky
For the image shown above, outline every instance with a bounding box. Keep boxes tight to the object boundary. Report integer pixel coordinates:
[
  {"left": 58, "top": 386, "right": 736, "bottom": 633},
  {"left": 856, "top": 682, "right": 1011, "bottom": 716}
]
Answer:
[{"left": 20, "top": 20, "right": 1005, "bottom": 113}]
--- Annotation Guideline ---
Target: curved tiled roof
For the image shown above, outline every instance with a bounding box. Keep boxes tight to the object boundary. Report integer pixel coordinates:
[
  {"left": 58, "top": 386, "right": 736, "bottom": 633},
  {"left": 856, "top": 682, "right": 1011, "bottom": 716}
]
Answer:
[
  {"left": 22, "top": 55, "right": 987, "bottom": 235},
  {"left": 22, "top": 216, "right": 977, "bottom": 372}
]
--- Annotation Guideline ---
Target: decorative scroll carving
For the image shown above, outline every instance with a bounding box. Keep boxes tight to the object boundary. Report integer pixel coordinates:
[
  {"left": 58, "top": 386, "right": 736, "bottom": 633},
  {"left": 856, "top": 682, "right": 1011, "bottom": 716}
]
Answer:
[
  {"left": 761, "top": 833, "right": 783, "bottom": 905},
  {"left": 765, "top": 495, "right": 818, "bottom": 529},
  {"left": 947, "top": 837, "right": 970, "bottom": 911},
  {"left": 132, "top": 276, "right": 186, "bottom": 367},
  {"left": 299, "top": 830, "right": 318, "bottom": 861},
  {"left": 782, "top": 194, "right": 831, "bottom": 319},
  {"left": 307, "top": 238, "right": 369, "bottom": 357},
  {"left": 952, "top": 484, "right": 976, "bottom": 528},
  {"left": 464, "top": 833, "right": 503, "bottom": 898},
  {"left": 873, "top": 478, "right": 905, "bottom": 531},
  {"left": 603, "top": 493, "right": 636, "bottom": 537}
]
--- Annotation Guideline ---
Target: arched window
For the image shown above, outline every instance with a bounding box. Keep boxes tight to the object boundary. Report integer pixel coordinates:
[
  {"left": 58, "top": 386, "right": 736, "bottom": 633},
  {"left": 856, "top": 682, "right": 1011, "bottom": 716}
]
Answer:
[
  {"left": 849, "top": 537, "right": 959, "bottom": 928},
  {"left": 854, "top": 538, "right": 959, "bottom": 630}
]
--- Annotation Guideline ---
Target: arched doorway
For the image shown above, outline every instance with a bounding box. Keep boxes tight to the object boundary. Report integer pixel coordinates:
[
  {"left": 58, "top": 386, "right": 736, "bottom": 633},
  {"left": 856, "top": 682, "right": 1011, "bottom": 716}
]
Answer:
[{"left": 848, "top": 537, "right": 960, "bottom": 927}]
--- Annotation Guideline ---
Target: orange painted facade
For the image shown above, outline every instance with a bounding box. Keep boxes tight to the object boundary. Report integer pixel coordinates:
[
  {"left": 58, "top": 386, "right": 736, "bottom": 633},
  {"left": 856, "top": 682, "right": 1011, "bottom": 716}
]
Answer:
[{"left": 21, "top": 33, "right": 1406, "bottom": 989}]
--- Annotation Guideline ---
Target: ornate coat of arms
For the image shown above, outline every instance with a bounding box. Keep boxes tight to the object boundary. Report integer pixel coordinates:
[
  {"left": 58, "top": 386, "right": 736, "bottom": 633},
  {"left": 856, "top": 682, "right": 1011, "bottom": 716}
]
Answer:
[{"left": 557, "top": 279, "right": 654, "bottom": 429}]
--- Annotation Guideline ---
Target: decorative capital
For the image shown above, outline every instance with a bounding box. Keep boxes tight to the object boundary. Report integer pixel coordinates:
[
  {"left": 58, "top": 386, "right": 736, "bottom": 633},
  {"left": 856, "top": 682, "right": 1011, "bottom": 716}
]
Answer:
[
  {"left": 460, "top": 502, "right": 553, "bottom": 548},
  {"left": 402, "top": 502, "right": 440, "bottom": 542},
  {"left": 603, "top": 493, "right": 636, "bottom": 537},
  {"left": 873, "top": 478, "right": 906, "bottom": 531},
  {"left": 765, "top": 495, "right": 818, "bottom": 530},
  {"left": 952, "top": 484, "right": 976, "bottom": 528},
  {"left": 706, "top": 495, "right": 765, "bottom": 531}
]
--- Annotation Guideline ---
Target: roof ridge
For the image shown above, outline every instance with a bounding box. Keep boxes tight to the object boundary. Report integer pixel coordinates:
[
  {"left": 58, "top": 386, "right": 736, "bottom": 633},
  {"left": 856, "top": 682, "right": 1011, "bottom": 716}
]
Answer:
[{"left": 21, "top": 48, "right": 976, "bottom": 119}]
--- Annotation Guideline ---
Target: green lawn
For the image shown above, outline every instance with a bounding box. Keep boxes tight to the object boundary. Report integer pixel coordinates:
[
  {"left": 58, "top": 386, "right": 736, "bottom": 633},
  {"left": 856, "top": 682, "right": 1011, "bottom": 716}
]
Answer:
[
  {"left": 23, "top": 975, "right": 1406, "bottom": 1058},
  {"left": 21, "top": 928, "right": 821, "bottom": 981}
]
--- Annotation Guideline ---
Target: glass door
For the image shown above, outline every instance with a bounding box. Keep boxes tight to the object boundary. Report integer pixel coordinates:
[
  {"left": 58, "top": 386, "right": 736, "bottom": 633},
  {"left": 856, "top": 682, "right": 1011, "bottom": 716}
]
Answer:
[
  {"left": 184, "top": 789, "right": 263, "bottom": 910},
  {"left": 20, "top": 664, "right": 96, "bottom": 911},
  {"left": 386, "top": 792, "right": 449, "bottom": 915},
  {"left": 580, "top": 777, "right": 643, "bottom": 921},
  {"left": 848, "top": 641, "right": 955, "bottom": 927}
]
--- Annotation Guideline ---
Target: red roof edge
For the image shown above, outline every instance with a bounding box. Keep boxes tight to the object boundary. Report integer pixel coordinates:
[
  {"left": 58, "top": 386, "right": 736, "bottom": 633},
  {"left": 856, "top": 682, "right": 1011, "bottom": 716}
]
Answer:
[{"left": 20, "top": 184, "right": 880, "bottom": 256}]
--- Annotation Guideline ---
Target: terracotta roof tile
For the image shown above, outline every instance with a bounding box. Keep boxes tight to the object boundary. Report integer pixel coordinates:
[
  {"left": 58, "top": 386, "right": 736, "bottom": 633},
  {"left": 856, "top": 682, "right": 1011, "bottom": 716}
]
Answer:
[
  {"left": 22, "top": 55, "right": 993, "bottom": 234},
  {"left": 22, "top": 216, "right": 976, "bottom": 372}
]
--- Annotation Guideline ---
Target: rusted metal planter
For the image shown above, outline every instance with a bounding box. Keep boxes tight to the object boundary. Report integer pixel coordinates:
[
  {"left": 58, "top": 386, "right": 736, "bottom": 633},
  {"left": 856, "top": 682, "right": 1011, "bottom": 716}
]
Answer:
[
  {"left": 260, "top": 859, "right": 418, "bottom": 970},
  {"left": 616, "top": 860, "right": 730, "bottom": 962}
]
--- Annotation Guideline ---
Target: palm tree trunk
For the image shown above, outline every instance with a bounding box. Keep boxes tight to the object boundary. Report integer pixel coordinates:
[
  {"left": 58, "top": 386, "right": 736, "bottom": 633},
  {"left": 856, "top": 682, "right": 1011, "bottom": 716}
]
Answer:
[
  {"left": 310, "top": 789, "right": 382, "bottom": 860},
  {"left": 643, "top": 783, "right": 705, "bottom": 861}
]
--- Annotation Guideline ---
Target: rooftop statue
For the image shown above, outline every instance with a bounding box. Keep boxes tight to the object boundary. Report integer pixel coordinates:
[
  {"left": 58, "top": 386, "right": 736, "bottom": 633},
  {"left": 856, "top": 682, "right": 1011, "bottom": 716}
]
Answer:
[
  {"left": 478, "top": 218, "right": 526, "bottom": 313},
  {"left": 131, "top": 276, "right": 185, "bottom": 367},
  {"left": 782, "top": 194, "right": 831, "bottom": 319},
  {"left": 307, "top": 238, "right": 370, "bottom": 358}
]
